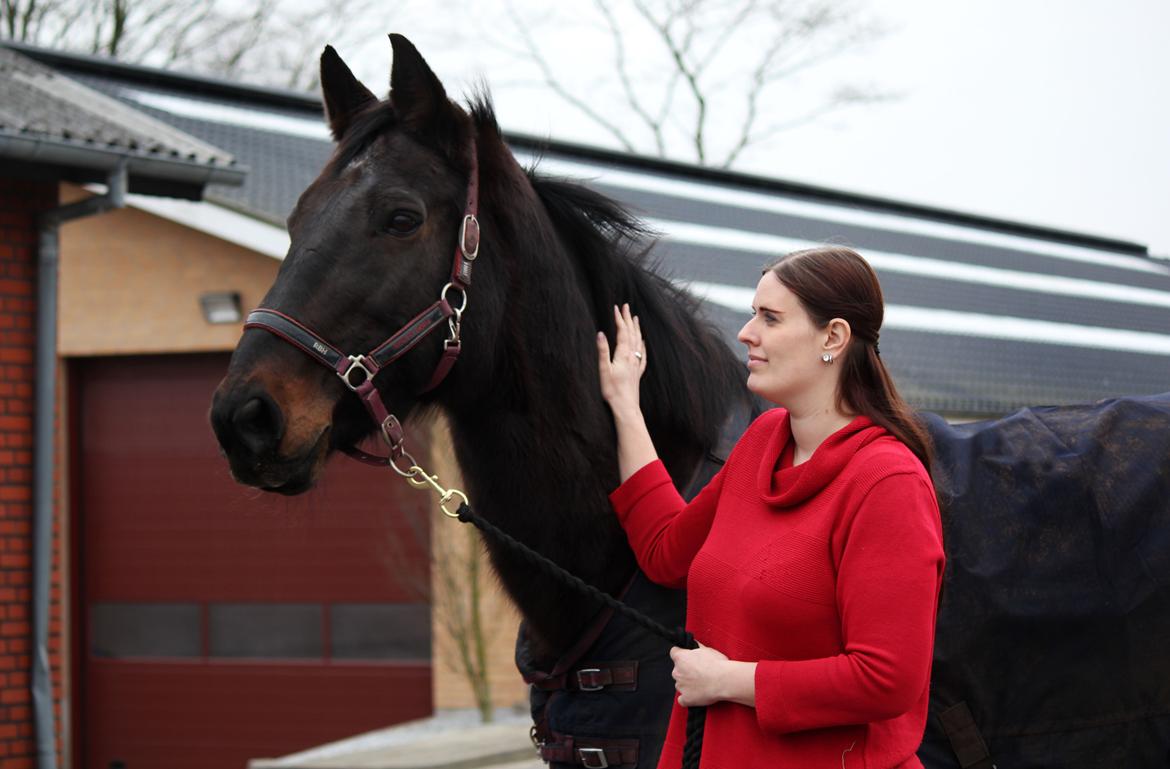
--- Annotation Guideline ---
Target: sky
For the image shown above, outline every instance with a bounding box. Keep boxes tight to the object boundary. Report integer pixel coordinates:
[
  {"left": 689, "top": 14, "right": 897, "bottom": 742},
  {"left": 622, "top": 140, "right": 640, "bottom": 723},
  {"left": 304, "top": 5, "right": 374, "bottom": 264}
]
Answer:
[{"left": 339, "top": 0, "right": 1169, "bottom": 258}]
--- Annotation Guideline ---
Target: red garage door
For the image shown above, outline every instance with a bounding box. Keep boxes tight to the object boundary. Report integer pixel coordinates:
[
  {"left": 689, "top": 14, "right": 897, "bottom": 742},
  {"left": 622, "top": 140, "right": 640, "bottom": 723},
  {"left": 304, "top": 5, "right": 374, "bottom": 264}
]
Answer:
[{"left": 74, "top": 354, "right": 433, "bottom": 769}]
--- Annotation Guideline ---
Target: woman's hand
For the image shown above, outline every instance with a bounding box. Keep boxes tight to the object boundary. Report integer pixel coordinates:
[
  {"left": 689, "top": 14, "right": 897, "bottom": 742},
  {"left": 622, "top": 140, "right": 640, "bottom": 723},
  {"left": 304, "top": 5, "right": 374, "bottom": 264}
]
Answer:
[
  {"left": 596, "top": 303, "right": 647, "bottom": 419},
  {"left": 670, "top": 643, "right": 730, "bottom": 707},
  {"left": 597, "top": 304, "right": 658, "bottom": 482},
  {"left": 670, "top": 643, "right": 758, "bottom": 708}
]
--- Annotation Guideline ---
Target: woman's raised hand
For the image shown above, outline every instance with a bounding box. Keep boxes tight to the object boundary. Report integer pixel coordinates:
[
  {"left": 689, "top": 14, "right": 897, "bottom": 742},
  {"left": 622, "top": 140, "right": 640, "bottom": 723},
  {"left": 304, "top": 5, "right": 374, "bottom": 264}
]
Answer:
[{"left": 597, "top": 303, "right": 648, "bottom": 418}]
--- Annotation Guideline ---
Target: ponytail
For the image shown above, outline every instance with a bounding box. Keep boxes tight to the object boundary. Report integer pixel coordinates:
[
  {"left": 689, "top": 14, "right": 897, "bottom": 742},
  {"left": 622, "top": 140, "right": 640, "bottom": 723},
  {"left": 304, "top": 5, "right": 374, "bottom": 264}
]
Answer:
[
  {"left": 767, "top": 247, "right": 934, "bottom": 474},
  {"left": 838, "top": 338, "right": 934, "bottom": 475}
]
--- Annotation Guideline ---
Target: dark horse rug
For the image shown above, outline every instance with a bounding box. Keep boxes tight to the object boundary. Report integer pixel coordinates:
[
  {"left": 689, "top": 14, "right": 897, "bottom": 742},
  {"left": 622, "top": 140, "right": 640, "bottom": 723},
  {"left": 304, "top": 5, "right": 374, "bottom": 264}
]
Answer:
[
  {"left": 520, "top": 394, "right": 1170, "bottom": 769},
  {"left": 919, "top": 393, "right": 1170, "bottom": 768}
]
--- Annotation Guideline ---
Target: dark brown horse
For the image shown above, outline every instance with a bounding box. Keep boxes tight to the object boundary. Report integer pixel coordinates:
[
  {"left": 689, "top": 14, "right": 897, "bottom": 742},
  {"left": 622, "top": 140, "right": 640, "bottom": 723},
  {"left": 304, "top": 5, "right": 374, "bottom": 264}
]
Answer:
[
  {"left": 210, "top": 35, "right": 1170, "bottom": 769},
  {"left": 209, "top": 33, "right": 749, "bottom": 768}
]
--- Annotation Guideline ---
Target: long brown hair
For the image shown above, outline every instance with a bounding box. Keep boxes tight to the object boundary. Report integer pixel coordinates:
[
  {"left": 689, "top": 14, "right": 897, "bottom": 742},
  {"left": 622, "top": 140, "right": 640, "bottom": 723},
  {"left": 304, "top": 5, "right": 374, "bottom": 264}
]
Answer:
[{"left": 766, "top": 246, "right": 934, "bottom": 474}]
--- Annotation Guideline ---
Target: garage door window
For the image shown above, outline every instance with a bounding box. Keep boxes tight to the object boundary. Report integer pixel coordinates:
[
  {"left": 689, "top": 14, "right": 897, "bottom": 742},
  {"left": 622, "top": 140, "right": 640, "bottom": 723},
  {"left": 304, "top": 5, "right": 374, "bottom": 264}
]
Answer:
[
  {"left": 331, "top": 603, "right": 431, "bottom": 660},
  {"left": 91, "top": 603, "right": 201, "bottom": 658},
  {"left": 210, "top": 604, "right": 322, "bottom": 658},
  {"left": 89, "top": 601, "right": 429, "bottom": 660}
]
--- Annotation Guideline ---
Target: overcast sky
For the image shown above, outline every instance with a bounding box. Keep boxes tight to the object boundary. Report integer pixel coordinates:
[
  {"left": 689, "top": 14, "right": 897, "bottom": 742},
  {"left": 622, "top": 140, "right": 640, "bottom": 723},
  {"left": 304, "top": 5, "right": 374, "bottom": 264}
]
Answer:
[{"left": 342, "top": 1, "right": 1169, "bottom": 257}]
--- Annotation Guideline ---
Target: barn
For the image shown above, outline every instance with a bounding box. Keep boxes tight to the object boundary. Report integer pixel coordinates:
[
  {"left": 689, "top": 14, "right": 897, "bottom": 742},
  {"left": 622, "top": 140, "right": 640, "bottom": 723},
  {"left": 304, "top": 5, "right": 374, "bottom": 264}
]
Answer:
[{"left": 2, "top": 39, "right": 1168, "bottom": 769}]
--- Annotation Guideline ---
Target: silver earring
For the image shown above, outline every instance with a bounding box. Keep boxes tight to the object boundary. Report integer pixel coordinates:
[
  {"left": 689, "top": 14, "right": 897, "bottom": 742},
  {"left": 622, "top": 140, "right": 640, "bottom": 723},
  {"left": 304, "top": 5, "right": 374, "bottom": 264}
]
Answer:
[{"left": 821, "top": 352, "right": 834, "bottom": 364}]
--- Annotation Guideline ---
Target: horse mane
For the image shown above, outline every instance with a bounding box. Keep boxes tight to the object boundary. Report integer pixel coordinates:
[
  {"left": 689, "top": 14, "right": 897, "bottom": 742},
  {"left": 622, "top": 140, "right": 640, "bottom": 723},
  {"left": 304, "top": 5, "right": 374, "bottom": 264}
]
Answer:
[
  {"left": 468, "top": 98, "right": 747, "bottom": 471},
  {"left": 327, "top": 94, "right": 746, "bottom": 473},
  {"left": 526, "top": 173, "right": 747, "bottom": 468}
]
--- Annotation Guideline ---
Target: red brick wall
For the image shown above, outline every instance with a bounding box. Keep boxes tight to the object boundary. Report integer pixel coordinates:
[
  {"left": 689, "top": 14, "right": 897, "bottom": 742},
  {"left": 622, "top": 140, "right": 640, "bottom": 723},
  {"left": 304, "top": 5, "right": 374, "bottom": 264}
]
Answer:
[{"left": 0, "top": 177, "right": 62, "bottom": 769}]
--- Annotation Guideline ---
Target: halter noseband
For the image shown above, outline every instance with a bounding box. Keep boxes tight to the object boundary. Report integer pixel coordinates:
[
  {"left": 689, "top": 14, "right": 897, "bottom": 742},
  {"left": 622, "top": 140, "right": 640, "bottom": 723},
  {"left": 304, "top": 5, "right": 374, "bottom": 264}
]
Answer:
[{"left": 243, "top": 138, "right": 481, "bottom": 465}]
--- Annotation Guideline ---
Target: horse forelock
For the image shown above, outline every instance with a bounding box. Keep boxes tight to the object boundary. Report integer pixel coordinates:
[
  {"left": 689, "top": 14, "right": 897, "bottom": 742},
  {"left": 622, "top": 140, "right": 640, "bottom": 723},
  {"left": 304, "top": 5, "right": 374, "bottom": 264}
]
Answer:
[
  {"left": 327, "top": 102, "right": 398, "bottom": 175},
  {"left": 327, "top": 95, "right": 478, "bottom": 178}
]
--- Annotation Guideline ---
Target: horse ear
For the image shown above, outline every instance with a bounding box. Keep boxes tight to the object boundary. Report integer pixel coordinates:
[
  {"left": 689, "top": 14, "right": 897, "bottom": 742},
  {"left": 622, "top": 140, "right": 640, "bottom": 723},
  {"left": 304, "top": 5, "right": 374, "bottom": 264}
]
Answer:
[
  {"left": 388, "top": 33, "right": 451, "bottom": 131},
  {"left": 320, "top": 45, "right": 377, "bottom": 141}
]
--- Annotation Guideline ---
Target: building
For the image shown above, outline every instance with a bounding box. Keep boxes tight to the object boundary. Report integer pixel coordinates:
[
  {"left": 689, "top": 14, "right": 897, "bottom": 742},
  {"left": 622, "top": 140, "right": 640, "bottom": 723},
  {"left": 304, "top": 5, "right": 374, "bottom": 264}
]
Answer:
[
  {"left": 22, "top": 42, "right": 1168, "bottom": 419},
  {"left": 2, "top": 40, "right": 1168, "bottom": 769}
]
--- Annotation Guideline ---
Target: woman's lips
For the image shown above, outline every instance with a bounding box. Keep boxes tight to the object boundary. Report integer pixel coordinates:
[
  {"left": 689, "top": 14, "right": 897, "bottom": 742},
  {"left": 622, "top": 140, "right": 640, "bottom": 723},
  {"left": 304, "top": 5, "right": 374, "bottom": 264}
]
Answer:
[{"left": 747, "top": 356, "right": 766, "bottom": 368}]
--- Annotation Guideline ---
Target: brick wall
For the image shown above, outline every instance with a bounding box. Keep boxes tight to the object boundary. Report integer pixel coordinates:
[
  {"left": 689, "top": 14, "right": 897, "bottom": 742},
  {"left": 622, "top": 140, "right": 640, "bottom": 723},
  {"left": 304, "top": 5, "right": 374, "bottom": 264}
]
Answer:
[{"left": 0, "top": 176, "right": 63, "bottom": 769}]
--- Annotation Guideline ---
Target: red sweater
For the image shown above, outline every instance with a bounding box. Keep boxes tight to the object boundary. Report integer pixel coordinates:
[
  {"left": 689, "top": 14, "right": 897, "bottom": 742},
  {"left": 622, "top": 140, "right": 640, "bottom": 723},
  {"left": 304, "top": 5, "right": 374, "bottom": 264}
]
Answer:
[{"left": 609, "top": 409, "right": 944, "bottom": 769}]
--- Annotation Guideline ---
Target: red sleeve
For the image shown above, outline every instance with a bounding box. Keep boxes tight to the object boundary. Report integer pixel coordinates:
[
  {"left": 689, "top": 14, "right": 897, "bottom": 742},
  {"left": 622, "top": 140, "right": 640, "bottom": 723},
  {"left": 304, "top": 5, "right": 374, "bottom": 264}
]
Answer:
[
  {"left": 608, "top": 460, "right": 725, "bottom": 589},
  {"left": 754, "top": 472, "right": 945, "bottom": 733}
]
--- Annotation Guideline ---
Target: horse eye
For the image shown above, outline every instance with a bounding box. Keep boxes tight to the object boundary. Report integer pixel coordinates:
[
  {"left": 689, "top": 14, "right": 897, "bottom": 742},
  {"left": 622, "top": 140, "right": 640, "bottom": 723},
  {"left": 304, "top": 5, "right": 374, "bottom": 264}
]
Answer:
[{"left": 383, "top": 210, "right": 422, "bottom": 236}]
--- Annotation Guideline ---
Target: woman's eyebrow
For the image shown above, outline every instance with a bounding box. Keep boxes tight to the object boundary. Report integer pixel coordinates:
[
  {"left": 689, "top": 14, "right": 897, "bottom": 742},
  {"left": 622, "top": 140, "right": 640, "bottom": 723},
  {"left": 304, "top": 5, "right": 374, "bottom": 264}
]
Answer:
[{"left": 756, "top": 306, "right": 784, "bottom": 314}]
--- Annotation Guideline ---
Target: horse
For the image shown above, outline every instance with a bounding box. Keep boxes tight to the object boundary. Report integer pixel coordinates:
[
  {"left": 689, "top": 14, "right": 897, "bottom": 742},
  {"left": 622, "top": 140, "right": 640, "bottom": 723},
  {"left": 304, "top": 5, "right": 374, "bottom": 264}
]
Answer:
[
  {"left": 210, "top": 33, "right": 750, "bottom": 768},
  {"left": 210, "top": 35, "right": 1170, "bottom": 769}
]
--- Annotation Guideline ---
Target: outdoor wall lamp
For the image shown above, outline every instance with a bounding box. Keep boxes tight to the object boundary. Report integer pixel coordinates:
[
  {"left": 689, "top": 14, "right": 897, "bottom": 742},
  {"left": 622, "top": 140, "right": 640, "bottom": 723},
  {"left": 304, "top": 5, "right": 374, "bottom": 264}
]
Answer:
[{"left": 200, "top": 291, "right": 243, "bottom": 324}]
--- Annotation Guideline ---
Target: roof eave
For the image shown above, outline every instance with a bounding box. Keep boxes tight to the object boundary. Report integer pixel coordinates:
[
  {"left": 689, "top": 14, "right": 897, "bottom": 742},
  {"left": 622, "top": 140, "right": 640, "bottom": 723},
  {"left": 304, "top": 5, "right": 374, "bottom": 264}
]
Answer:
[
  {"left": 505, "top": 135, "right": 1150, "bottom": 257},
  {"left": 0, "top": 130, "right": 247, "bottom": 198}
]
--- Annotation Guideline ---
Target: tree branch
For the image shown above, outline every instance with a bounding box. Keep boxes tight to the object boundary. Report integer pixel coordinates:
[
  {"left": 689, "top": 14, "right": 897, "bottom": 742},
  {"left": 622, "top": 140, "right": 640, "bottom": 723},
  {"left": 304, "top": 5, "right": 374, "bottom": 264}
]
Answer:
[
  {"left": 721, "top": 23, "right": 785, "bottom": 166},
  {"left": 507, "top": 0, "right": 638, "bottom": 153},
  {"left": 722, "top": 85, "right": 891, "bottom": 168},
  {"left": 695, "top": 0, "right": 757, "bottom": 72},
  {"left": 594, "top": 0, "right": 667, "bottom": 155},
  {"left": 633, "top": 0, "right": 708, "bottom": 163}
]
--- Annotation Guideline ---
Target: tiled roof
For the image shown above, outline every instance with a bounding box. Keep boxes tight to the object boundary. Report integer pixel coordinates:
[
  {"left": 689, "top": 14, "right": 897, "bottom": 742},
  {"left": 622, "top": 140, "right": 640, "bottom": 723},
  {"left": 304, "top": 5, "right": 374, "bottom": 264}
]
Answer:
[
  {"left": 0, "top": 44, "right": 243, "bottom": 192},
  {"left": 21, "top": 44, "right": 1170, "bottom": 417}
]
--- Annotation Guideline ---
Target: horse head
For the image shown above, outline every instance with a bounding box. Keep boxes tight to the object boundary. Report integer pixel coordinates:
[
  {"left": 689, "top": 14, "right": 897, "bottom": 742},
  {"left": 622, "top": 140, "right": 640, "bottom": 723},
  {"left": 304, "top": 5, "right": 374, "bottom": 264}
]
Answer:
[{"left": 210, "top": 35, "right": 493, "bottom": 494}]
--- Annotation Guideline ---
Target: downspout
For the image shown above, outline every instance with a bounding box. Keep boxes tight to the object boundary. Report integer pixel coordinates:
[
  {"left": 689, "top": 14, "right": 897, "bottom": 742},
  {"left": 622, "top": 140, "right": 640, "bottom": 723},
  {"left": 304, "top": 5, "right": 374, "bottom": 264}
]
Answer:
[{"left": 33, "top": 160, "right": 128, "bottom": 769}]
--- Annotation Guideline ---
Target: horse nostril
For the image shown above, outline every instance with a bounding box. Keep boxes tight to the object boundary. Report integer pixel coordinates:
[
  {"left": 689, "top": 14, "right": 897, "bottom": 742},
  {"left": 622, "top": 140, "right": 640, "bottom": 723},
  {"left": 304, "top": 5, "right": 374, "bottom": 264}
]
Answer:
[{"left": 232, "top": 395, "right": 284, "bottom": 456}]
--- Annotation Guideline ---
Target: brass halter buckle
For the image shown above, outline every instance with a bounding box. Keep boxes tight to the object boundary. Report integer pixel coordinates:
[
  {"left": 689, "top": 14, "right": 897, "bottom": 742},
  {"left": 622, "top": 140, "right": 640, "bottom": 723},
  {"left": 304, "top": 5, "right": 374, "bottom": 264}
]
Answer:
[{"left": 395, "top": 455, "right": 469, "bottom": 519}]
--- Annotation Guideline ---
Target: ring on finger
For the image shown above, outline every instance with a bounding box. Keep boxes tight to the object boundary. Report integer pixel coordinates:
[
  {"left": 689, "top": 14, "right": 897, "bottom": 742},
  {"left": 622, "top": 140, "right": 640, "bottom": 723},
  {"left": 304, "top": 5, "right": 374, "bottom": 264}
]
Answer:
[{"left": 633, "top": 351, "right": 643, "bottom": 360}]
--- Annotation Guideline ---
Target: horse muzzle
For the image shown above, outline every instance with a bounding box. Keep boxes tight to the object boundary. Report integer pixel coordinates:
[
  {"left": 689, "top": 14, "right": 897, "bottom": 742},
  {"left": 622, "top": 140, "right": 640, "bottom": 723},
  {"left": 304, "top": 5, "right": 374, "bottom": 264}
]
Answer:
[{"left": 210, "top": 380, "right": 331, "bottom": 494}]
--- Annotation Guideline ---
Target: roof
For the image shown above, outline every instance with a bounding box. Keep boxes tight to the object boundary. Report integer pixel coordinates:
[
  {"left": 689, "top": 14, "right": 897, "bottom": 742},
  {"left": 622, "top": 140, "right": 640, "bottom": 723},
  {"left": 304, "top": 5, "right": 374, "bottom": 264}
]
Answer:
[
  {"left": 0, "top": 43, "right": 245, "bottom": 197},
  {"left": 17, "top": 44, "right": 1169, "bottom": 417}
]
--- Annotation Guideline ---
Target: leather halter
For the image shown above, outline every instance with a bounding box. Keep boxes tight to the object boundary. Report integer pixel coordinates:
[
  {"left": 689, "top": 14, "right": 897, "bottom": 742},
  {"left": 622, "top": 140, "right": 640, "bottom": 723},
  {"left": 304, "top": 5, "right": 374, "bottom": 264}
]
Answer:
[{"left": 243, "top": 138, "right": 481, "bottom": 465}]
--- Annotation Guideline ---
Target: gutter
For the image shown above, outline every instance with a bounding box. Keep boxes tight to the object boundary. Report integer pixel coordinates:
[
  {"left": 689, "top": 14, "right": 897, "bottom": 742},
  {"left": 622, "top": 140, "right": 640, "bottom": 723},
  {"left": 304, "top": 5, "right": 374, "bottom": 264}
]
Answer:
[
  {"left": 0, "top": 131, "right": 247, "bottom": 190},
  {"left": 32, "top": 160, "right": 128, "bottom": 769}
]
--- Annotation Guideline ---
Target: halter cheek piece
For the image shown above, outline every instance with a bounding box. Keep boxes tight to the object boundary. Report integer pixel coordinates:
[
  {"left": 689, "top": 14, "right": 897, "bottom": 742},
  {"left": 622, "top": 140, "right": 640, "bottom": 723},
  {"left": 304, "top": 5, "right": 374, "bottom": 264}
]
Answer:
[{"left": 243, "top": 139, "right": 481, "bottom": 466}]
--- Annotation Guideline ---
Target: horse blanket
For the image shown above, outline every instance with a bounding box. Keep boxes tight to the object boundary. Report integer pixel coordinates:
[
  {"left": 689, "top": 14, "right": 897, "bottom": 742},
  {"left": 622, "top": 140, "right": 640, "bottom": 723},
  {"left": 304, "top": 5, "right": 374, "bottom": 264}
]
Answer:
[{"left": 919, "top": 393, "right": 1170, "bottom": 768}]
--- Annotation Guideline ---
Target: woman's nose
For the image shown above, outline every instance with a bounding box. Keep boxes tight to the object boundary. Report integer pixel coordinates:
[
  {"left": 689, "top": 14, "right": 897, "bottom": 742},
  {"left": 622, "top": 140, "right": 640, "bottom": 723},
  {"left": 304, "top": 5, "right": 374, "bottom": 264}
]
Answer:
[{"left": 736, "top": 319, "right": 755, "bottom": 346}]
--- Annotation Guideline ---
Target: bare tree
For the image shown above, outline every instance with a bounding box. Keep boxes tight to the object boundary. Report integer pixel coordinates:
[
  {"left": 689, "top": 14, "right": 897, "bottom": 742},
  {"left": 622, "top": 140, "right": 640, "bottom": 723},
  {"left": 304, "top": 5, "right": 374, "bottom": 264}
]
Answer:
[
  {"left": 0, "top": 0, "right": 380, "bottom": 90},
  {"left": 2, "top": 0, "right": 60, "bottom": 43},
  {"left": 491, "top": 0, "right": 892, "bottom": 167},
  {"left": 430, "top": 517, "right": 501, "bottom": 722},
  {"left": 381, "top": 417, "right": 512, "bottom": 724}
]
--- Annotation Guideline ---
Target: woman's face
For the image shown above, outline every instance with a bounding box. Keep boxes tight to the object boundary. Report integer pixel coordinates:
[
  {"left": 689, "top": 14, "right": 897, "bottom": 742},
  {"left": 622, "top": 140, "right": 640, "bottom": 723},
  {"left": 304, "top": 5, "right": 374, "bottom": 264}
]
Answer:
[{"left": 736, "top": 273, "right": 831, "bottom": 407}]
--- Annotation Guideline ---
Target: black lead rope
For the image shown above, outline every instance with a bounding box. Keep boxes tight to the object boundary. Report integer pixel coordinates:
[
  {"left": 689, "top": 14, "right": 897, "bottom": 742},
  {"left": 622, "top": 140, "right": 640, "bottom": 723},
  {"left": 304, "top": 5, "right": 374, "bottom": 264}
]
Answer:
[{"left": 454, "top": 502, "right": 706, "bottom": 769}]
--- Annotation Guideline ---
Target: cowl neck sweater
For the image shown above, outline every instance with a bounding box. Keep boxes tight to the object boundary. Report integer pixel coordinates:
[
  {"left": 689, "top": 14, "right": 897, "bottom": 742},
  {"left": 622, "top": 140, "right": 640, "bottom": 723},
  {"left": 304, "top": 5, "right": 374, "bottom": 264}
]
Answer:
[
  {"left": 761, "top": 412, "right": 888, "bottom": 508},
  {"left": 610, "top": 408, "right": 944, "bottom": 769}
]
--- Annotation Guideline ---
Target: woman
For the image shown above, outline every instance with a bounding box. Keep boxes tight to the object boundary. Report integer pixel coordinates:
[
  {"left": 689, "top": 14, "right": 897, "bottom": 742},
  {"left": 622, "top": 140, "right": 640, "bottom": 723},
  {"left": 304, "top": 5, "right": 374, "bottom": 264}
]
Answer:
[{"left": 596, "top": 246, "right": 945, "bottom": 769}]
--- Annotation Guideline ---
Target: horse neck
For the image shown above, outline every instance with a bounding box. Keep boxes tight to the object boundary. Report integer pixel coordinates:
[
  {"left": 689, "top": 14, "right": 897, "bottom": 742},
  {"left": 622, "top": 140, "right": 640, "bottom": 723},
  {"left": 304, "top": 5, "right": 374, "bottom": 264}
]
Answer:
[
  {"left": 441, "top": 207, "right": 634, "bottom": 655},
  {"left": 435, "top": 156, "right": 738, "bottom": 656}
]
